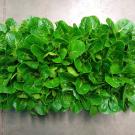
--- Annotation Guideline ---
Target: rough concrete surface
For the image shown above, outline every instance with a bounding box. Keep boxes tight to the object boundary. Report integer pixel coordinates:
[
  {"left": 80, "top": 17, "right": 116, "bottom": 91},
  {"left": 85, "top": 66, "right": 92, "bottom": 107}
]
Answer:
[
  {"left": 0, "top": 0, "right": 4, "bottom": 22},
  {"left": 3, "top": 111, "right": 135, "bottom": 135},
  {"left": 0, "top": 0, "right": 135, "bottom": 135},
  {"left": 3, "top": 0, "right": 135, "bottom": 24}
]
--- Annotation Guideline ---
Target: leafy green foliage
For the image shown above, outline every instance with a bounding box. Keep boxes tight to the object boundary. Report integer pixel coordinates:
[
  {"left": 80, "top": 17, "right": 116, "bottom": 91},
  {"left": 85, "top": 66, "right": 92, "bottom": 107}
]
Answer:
[{"left": 0, "top": 16, "right": 135, "bottom": 115}]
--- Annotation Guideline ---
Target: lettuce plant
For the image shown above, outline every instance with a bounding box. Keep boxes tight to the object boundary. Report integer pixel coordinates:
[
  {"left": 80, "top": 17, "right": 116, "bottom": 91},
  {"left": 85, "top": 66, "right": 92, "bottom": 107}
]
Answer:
[{"left": 0, "top": 16, "right": 135, "bottom": 115}]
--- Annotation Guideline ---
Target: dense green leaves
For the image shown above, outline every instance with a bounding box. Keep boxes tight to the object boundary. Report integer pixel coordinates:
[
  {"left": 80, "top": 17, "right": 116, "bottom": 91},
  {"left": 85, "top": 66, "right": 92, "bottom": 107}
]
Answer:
[{"left": 0, "top": 16, "right": 135, "bottom": 115}]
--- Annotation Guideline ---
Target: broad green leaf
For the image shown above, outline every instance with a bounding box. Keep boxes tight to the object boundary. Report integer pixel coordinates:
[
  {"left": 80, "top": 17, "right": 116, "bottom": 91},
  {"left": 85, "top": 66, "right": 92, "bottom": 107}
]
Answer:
[
  {"left": 5, "top": 18, "right": 16, "bottom": 28},
  {"left": 44, "top": 77, "right": 60, "bottom": 88},
  {"left": 24, "top": 61, "right": 39, "bottom": 69},
  {"left": 106, "top": 18, "right": 116, "bottom": 32},
  {"left": 110, "top": 63, "right": 121, "bottom": 74},
  {"left": 90, "top": 96, "right": 102, "bottom": 105},
  {"left": 99, "top": 99, "right": 111, "bottom": 114},
  {"left": 23, "top": 83, "right": 41, "bottom": 94},
  {"left": 70, "top": 101, "right": 82, "bottom": 113},
  {"left": 0, "top": 24, "right": 7, "bottom": 33},
  {"left": 16, "top": 49, "right": 32, "bottom": 62},
  {"left": 75, "top": 78, "right": 91, "bottom": 95},
  {"left": 123, "top": 85, "right": 135, "bottom": 106},
  {"left": 90, "top": 39, "right": 104, "bottom": 54},
  {"left": 61, "top": 94, "right": 72, "bottom": 108},
  {"left": 69, "top": 40, "right": 85, "bottom": 60},
  {"left": 108, "top": 96, "right": 119, "bottom": 112},
  {"left": 59, "top": 72, "right": 75, "bottom": 84},
  {"left": 17, "top": 93, "right": 28, "bottom": 99},
  {"left": 60, "top": 48, "right": 67, "bottom": 59},
  {"left": 52, "top": 57, "right": 62, "bottom": 63},
  {"left": 6, "top": 32, "right": 16, "bottom": 47},
  {"left": 123, "top": 63, "right": 135, "bottom": 74},
  {"left": 34, "top": 103, "right": 47, "bottom": 115},
  {"left": 38, "top": 18, "right": 54, "bottom": 34},
  {"left": 115, "top": 19, "right": 134, "bottom": 33},
  {"left": 51, "top": 98, "right": 62, "bottom": 112},
  {"left": 7, "top": 65, "right": 16, "bottom": 72},
  {"left": 55, "top": 20, "right": 71, "bottom": 33},
  {"left": 105, "top": 75, "right": 121, "bottom": 88},
  {"left": 49, "top": 67, "right": 58, "bottom": 78},
  {"left": 31, "top": 44, "right": 45, "bottom": 62},
  {"left": 79, "top": 16, "right": 100, "bottom": 33},
  {"left": 107, "top": 40, "right": 125, "bottom": 62},
  {"left": 89, "top": 106, "right": 98, "bottom": 116},
  {"left": 39, "top": 64, "right": 50, "bottom": 79},
  {"left": 13, "top": 99, "right": 27, "bottom": 111},
  {"left": 88, "top": 73, "right": 98, "bottom": 84},
  {"left": 0, "top": 85, "right": 16, "bottom": 94},
  {"left": 67, "top": 66, "right": 79, "bottom": 77},
  {"left": 53, "top": 48, "right": 67, "bottom": 63},
  {"left": 81, "top": 98, "right": 91, "bottom": 111},
  {"left": 74, "top": 58, "right": 92, "bottom": 73},
  {"left": 13, "top": 82, "right": 23, "bottom": 91},
  {"left": 32, "top": 94, "right": 41, "bottom": 99}
]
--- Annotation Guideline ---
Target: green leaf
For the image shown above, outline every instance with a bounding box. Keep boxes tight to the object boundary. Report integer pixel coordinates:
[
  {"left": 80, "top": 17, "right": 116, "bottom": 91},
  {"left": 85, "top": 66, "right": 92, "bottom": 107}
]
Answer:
[
  {"left": 110, "top": 63, "right": 121, "bottom": 74},
  {"left": 105, "top": 75, "right": 121, "bottom": 88},
  {"left": 44, "top": 77, "right": 60, "bottom": 88},
  {"left": 99, "top": 99, "right": 111, "bottom": 114},
  {"left": 0, "top": 24, "right": 7, "bottom": 33},
  {"left": 7, "top": 65, "right": 16, "bottom": 72},
  {"left": 53, "top": 48, "right": 67, "bottom": 63},
  {"left": 115, "top": 19, "right": 134, "bottom": 33},
  {"left": 123, "top": 85, "right": 135, "bottom": 107},
  {"left": 90, "top": 96, "right": 102, "bottom": 106},
  {"left": 0, "top": 85, "right": 16, "bottom": 94},
  {"left": 61, "top": 94, "right": 72, "bottom": 108},
  {"left": 75, "top": 79, "right": 91, "bottom": 95},
  {"left": 38, "top": 18, "right": 54, "bottom": 34},
  {"left": 70, "top": 101, "right": 82, "bottom": 113},
  {"left": 79, "top": 16, "right": 100, "bottom": 33},
  {"left": 23, "top": 82, "right": 41, "bottom": 94},
  {"left": 108, "top": 96, "right": 119, "bottom": 112},
  {"left": 60, "top": 48, "right": 67, "bottom": 59},
  {"left": 5, "top": 18, "right": 16, "bottom": 28},
  {"left": 34, "top": 103, "right": 46, "bottom": 115},
  {"left": 13, "top": 99, "right": 27, "bottom": 111},
  {"left": 74, "top": 58, "right": 92, "bottom": 73},
  {"left": 67, "top": 66, "right": 79, "bottom": 77},
  {"left": 39, "top": 64, "right": 50, "bottom": 79},
  {"left": 123, "top": 63, "right": 135, "bottom": 74},
  {"left": 52, "top": 57, "right": 62, "bottom": 63},
  {"left": 17, "top": 93, "right": 28, "bottom": 99},
  {"left": 24, "top": 61, "right": 39, "bottom": 69},
  {"left": 90, "top": 39, "right": 104, "bottom": 54},
  {"left": 106, "top": 18, "right": 116, "bottom": 32},
  {"left": 89, "top": 106, "right": 98, "bottom": 116},
  {"left": 51, "top": 98, "right": 62, "bottom": 112},
  {"left": 16, "top": 49, "right": 32, "bottom": 62},
  {"left": 6, "top": 32, "right": 16, "bottom": 47},
  {"left": 69, "top": 40, "right": 85, "bottom": 60},
  {"left": 31, "top": 44, "right": 45, "bottom": 62}
]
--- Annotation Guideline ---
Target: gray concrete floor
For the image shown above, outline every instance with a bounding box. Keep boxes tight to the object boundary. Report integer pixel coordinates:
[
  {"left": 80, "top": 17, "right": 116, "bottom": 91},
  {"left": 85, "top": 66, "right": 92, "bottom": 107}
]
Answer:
[
  {"left": 0, "top": 0, "right": 135, "bottom": 135},
  {"left": 3, "top": 111, "right": 135, "bottom": 135}
]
